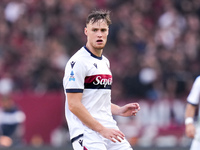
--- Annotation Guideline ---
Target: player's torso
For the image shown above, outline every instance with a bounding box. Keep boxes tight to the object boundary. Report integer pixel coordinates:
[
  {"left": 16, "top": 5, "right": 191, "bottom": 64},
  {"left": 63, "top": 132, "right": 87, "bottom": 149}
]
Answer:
[
  {"left": 64, "top": 47, "right": 116, "bottom": 128},
  {"left": 77, "top": 47, "right": 115, "bottom": 126},
  {"left": 81, "top": 53, "right": 113, "bottom": 117},
  {"left": 84, "top": 56, "right": 112, "bottom": 89}
]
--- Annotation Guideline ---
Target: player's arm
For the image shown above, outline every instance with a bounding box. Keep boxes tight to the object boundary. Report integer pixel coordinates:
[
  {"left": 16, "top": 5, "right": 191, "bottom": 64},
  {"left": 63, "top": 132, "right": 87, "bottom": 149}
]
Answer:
[
  {"left": 67, "top": 93, "right": 125, "bottom": 142},
  {"left": 111, "top": 103, "right": 140, "bottom": 117},
  {"left": 185, "top": 103, "right": 197, "bottom": 138}
]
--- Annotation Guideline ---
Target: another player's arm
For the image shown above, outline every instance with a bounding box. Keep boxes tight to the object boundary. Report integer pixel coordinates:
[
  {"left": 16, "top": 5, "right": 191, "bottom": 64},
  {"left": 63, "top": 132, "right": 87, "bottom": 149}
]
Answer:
[
  {"left": 67, "top": 93, "right": 125, "bottom": 142},
  {"left": 111, "top": 103, "right": 140, "bottom": 117},
  {"left": 185, "top": 103, "right": 197, "bottom": 138}
]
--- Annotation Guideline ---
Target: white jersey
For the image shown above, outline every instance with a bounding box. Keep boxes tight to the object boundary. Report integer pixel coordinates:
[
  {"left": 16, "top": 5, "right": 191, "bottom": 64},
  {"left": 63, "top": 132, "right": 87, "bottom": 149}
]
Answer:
[{"left": 63, "top": 46, "right": 117, "bottom": 140}]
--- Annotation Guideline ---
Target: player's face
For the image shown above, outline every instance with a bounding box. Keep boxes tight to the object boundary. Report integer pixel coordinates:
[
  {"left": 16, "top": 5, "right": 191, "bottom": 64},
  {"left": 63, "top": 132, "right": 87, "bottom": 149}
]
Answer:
[{"left": 85, "top": 19, "right": 109, "bottom": 51}]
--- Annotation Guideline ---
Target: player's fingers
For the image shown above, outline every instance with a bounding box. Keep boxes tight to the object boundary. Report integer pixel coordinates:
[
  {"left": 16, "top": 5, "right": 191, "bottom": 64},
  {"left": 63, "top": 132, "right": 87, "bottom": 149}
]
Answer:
[
  {"left": 132, "top": 112, "right": 137, "bottom": 116},
  {"left": 135, "top": 103, "right": 140, "bottom": 109},
  {"left": 130, "top": 103, "right": 140, "bottom": 111},
  {"left": 111, "top": 132, "right": 123, "bottom": 143},
  {"left": 187, "top": 130, "right": 195, "bottom": 138},
  {"left": 132, "top": 109, "right": 139, "bottom": 115},
  {"left": 190, "top": 130, "right": 195, "bottom": 138},
  {"left": 134, "top": 103, "right": 140, "bottom": 110},
  {"left": 115, "top": 130, "right": 125, "bottom": 140},
  {"left": 110, "top": 136, "right": 117, "bottom": 143},
  {"left": 113, "top": 135, "right": 122, "bottom": 142},
  {"left": 116, "top": 134, "right": 124, "bottom": 141},
  {"left": 188, "top": 132, "right": 194, "bottom": 138},
  {"left": 190, "top": 134, "right": 194, "bottom": 138}
]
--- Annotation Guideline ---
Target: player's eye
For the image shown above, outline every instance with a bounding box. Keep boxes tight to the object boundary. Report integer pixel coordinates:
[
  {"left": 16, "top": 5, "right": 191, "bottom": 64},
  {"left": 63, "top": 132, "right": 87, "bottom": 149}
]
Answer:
[
  {"left": 93, "top": 29, "right": 98, "bottom": 32},
  {"left": 101, "top": 29, "right": 107, "bottom": 32}
]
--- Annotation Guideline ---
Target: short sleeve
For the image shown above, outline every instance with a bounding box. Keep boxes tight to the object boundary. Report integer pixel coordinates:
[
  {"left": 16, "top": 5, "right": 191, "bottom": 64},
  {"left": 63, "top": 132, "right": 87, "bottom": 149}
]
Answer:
[
  {"left": 63, "top": 59, "right": 86, "bottom": 93},
  {"left": 187, "top": 76, "right": 200, "bottom": 105}
]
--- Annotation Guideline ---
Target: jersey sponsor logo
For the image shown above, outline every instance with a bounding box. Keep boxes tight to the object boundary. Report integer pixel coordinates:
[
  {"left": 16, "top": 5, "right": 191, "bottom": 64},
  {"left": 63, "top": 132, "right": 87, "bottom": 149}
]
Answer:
[
  {"left": 84, "top": 74, "right": 112, "bottom": 89},
  {"left": 94, "top": 76, "right": 112, "bottom": 87},
  {"left": 69, "top": 71, "right": 75, "bottom": 81}
]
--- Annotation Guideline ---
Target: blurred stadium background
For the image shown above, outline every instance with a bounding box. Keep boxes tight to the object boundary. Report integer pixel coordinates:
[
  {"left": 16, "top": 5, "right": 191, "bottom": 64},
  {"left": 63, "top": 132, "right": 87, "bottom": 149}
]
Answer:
[{"left": 0, "top": 0, "right": 200, "bottom": 149}]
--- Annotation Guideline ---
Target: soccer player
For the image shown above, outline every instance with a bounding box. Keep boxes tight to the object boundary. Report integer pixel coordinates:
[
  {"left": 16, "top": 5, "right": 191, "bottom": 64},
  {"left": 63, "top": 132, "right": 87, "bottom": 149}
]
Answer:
[
  {"left": 185, "top": 76, "right": 200, "bottom": 150},
  {"left": 0, "top": 96, "right": 26, "bottom": 147},
  {"left": 63, "top": 10, "right": 140, "bottom": 150}
]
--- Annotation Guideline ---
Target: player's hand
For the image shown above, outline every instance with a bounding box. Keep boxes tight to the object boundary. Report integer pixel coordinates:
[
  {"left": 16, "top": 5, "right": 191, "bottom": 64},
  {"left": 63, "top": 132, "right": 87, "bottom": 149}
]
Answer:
[
  {"left": 185, "top": 123, "right": 196, "bottom": 138},
  {"left": 99, "top": 127, "right": 125, "bottom": 143},
  {"left": 119, "top": 103, "right": 140, "bottom": 117}
]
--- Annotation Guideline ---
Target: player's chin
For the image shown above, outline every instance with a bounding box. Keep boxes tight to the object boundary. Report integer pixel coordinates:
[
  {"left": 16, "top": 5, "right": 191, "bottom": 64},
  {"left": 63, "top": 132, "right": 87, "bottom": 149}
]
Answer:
[{"left": 94, "top": 45, "right": 105, "bottom": 50}]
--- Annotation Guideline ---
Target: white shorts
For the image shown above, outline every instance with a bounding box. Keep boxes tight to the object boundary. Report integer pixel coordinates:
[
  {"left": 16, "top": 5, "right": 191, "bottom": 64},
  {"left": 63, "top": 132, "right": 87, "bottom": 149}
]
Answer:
[
  {"left": 72, "top": 128, "right": 133, "bottom": 150},
  {"left": 190, "top": 127, "right": 200, "bottom": 150},
  {"left": 190, "top": 139, "right": 200, "bottom": 150}
]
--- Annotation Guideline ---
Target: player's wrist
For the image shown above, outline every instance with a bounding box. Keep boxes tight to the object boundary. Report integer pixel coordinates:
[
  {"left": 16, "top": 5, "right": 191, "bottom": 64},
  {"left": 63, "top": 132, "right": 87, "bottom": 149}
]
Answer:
[
  {"left": 185, "top": 117, "right": 194, "bottom": 125},
  {"left": 94, "top": 123, "right": 105, "bottom": 133}
]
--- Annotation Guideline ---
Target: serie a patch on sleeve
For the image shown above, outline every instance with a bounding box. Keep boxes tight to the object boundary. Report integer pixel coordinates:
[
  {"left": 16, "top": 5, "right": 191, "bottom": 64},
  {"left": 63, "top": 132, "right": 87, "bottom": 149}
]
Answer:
[{"left": 69, "top": 70, "right": 75, "bottom": 81}]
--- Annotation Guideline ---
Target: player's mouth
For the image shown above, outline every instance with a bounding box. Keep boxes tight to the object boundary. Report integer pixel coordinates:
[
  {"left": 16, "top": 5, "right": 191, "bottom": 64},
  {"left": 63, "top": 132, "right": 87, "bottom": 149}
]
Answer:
[{"left": 96, "top": 39, "right": 103, "bottom": 43}]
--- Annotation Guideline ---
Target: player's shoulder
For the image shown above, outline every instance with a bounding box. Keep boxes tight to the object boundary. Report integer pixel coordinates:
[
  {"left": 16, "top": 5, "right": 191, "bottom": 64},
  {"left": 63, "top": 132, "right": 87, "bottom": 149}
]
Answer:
[
  {"left": 101, "top": 54, "right": 109, "bottom": 61},
  {"left": 102, "top": 55, "right": 110, "bottom": 65},
  {"left": 70, "top": 47, "right": 88, "bottom": 60},
  {"left": 191, "top": 75, "right": 200, "bottom": 89},
  {"left": 102, "top": 55, "right": 108, "bottom": 60},
  {"left": 195, "top": 75, "right": 200, "bottom": 83},
  {"left": 65, "top": 47, "right": 90, "bottom": 71},
  {"left": 67, "top": 47, "right": 89, "bottom": 64}
]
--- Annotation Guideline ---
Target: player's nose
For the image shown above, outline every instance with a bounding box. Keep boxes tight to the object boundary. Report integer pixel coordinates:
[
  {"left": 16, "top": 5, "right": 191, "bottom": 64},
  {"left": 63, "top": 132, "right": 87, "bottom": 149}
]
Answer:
[{"left": 97, "top": 31, "right": 102, "bottom": 37}]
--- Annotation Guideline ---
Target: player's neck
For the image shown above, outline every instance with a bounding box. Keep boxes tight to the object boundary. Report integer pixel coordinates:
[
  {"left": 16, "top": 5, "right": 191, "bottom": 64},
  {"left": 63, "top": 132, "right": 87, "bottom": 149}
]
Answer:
[{"left": 85, "top": 44, "right": 103, "bottom": 57}]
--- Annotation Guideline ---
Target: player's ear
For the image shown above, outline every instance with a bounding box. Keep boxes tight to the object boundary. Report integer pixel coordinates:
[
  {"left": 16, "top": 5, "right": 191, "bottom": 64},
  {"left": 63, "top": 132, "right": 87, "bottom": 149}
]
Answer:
[{"left": 84, "top": 27, "right": 87, "bottom": 36}]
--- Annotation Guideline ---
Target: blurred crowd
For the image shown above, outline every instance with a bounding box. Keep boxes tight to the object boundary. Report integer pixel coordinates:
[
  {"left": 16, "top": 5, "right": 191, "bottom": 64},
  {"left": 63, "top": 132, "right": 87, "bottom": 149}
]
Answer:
[{"left": 0, "top": 0, "right": 200, "bottom": 101}]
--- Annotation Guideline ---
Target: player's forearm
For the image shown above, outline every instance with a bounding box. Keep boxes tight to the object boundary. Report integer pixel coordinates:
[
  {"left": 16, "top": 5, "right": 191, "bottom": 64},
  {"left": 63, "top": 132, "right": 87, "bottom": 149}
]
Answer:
[
  {"left": 185, "top": 103, "right": 196, "bottom": 118},
  {"left": 185, "top": 103, "right": 196, "bottom": 125},
  {"left": 67, "top": 93, "right": 105, "bottom": 133},
  {"left": 70, "top": 103, "right": 104, "bottom": 132},
  {"left": 111, "top": 103, "right": 121, "bottom": 115}
]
